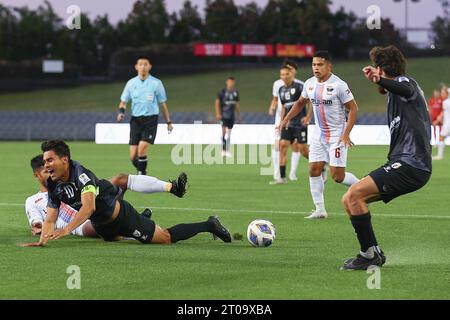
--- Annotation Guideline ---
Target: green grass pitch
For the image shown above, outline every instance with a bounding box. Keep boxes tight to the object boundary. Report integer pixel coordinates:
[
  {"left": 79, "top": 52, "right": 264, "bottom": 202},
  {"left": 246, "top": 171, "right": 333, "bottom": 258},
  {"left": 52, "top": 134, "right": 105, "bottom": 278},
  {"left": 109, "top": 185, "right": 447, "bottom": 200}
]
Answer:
[{"left": 0, "top": 142, "right": 449, "bottom": 299}]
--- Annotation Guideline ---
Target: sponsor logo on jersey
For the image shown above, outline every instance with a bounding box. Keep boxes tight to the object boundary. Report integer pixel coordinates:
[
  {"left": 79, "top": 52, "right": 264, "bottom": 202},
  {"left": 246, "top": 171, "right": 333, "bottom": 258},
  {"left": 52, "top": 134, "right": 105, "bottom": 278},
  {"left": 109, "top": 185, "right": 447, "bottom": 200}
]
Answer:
[
  {"left": 290, "top": 88, "right": 296, "bottom": 95},
  {"left": 326, "top": 87, "right": 334, "bottom": 92},
  {"left": 35, "top": 197, "right": 44, "bottom": 204},
  {"left": 308, "top": 87, "right": 314, "bottom": 91},
  {"left": 310, "top": 98, "right": 333, "bottom": 105},
  {"left": 78, "top": 173, "right": 91, "bottom": 185},
  {"left": 389, "top": 116, "right": 401, "bottom": 133},
  {"left": 391, "top": 162, "right": 402, "bottom": 169},
  {"left": 133, "top": 230, "right": 142, "bottom": 238}
]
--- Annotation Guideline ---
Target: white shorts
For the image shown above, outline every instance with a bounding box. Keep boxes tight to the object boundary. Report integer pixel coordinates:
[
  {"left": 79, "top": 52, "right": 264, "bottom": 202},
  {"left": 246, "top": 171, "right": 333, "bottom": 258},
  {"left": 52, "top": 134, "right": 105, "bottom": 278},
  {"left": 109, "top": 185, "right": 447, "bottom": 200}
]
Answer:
[
  {"left": 55, "top": 219, "right": 88, "bottom": 236},
  {"left": 441, "top": 123, "right": 450, "bottom": 137},
  {"left": 309, "top": 138, "right": 348, "bottom": 167}
]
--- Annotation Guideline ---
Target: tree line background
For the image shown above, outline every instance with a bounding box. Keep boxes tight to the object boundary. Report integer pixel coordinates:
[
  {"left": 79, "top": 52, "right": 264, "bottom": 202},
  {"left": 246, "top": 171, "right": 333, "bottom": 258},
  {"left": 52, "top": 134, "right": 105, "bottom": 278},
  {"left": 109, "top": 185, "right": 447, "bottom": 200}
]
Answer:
[{"left": 0, "top": 0, "right": 449, "bottom": 76}]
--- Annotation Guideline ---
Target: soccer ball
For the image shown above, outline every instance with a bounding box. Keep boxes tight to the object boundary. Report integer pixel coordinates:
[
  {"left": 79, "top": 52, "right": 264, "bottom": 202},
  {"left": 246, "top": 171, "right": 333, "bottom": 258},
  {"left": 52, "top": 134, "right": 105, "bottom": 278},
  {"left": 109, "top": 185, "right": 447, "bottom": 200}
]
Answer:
[{"left": 247, "top": 219, "right": 276, "bottom": 247}]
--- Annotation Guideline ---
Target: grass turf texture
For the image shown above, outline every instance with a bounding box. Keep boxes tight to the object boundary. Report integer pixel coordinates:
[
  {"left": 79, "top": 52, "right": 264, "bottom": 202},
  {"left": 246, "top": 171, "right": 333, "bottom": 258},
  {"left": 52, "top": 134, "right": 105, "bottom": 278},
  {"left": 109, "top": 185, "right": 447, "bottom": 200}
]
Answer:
[
  {"left": 0, "top": 142, "right": 449, "bottom": 299},
  {"left": 0, "top": 57, "right": 449, "bottom": 113}
]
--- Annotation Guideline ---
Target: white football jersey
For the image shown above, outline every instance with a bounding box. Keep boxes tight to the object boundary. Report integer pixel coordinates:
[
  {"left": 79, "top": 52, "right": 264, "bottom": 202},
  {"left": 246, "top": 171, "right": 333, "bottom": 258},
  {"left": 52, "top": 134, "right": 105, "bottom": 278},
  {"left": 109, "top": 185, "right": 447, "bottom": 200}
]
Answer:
[
  {"left": 301, "top": 74, "right": 354, "bottom": 143},
  {"left": 443, "top": 98, "right": 450, "bottom": 124},
  {"left": 25, "top": 191, "right": 85, "bottom": 236},
  {"left": 272, "top": 78, "right": 304, "bottom": 122}
]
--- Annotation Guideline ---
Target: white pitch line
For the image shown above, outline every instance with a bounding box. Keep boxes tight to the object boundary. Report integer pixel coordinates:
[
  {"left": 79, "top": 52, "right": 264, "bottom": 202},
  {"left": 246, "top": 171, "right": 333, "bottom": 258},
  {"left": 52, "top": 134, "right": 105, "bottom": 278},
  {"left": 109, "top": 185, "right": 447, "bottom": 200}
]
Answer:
[{"left": 1, "top": 202, "right": 448, "bottom": 220}]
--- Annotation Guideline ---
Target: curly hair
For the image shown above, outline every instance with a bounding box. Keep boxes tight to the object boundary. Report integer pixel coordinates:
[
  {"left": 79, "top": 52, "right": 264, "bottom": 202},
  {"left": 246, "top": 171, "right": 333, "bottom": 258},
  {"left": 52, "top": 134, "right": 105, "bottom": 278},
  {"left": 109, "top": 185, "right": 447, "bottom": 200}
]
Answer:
[{"left": 369, "top": 45, "right": 406, "bottom": 77}]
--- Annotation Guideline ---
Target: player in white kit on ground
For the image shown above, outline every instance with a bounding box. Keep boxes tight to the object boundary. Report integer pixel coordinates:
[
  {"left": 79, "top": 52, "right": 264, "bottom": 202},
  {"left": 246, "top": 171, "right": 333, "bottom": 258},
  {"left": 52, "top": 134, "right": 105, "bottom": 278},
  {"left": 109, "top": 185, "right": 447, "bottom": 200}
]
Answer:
[{"left": 278, "top": 51, "right": 360, "bottom": 219}]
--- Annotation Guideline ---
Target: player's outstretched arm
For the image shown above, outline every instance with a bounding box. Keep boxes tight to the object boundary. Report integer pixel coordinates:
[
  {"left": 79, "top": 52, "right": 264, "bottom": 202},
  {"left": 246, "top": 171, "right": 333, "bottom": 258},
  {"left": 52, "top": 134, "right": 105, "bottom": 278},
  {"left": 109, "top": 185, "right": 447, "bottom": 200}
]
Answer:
[
  {"left": 362, "top": 66, "right": 414, "bottom": 98},
  {"left": 278, "top": 96, "right": 308, "bottom": 129},
  {"left": 48, "top": 192, "right": 95, "bottom": 241}
]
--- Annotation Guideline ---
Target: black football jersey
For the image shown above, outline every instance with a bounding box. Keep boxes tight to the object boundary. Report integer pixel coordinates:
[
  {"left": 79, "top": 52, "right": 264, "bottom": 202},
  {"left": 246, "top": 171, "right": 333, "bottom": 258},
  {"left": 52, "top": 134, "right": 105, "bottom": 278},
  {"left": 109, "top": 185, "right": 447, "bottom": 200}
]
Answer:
[
  {"left": 386, "top": 76, "right": 431, "bottom": 172},
  {"left": 218, "top": 88, "right": 239, "bottom": 120},
  {"left": 47, "top": 160, "right": 121, "bottom": 224},
  {"left": 279, "top": 81, "right": 305, "bottom": 128}
]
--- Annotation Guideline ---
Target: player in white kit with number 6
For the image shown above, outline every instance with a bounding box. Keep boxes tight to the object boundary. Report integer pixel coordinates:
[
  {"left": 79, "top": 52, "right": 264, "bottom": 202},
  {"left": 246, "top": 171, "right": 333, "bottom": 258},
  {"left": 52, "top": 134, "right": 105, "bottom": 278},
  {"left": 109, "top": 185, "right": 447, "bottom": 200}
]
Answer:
[{"left": 278, "top": 51, "right": 360, "bottom": 219}]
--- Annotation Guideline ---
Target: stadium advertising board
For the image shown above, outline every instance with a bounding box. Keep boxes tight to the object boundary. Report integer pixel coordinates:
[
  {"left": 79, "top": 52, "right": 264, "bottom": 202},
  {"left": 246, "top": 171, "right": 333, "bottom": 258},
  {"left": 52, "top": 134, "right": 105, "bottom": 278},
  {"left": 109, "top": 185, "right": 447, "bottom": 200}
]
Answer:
[
  {"left": 235, "top": 44, "right": 274, "bottom": 57},
  {"left": 193, "top": 43, "right": 233, "bottom": 56},
  {"left": 276, "top": 44, "right": 315, "bottom": 57}
]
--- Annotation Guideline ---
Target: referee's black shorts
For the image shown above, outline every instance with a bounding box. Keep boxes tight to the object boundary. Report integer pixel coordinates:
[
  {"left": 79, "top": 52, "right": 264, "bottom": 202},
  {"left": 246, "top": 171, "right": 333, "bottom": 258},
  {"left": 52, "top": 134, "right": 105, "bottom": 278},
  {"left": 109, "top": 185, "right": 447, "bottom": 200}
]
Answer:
[
  {"left": 368, "top": 160, "right": 431, "bottom": 204},
  {"left": 93, "top": 200, "right": 156, "bottom": 244},
  {"left": 129, "top": 115, "right": 158, "bottom": 145}
]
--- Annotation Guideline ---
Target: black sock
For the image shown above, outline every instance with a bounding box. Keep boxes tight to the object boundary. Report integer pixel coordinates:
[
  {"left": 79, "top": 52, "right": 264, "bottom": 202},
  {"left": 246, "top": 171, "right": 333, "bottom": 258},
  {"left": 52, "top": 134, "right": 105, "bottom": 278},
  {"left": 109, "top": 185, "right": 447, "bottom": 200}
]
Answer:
[
  {"left": 350, "top": 212, "right": 377, "bottom": 253},
  {"left": 137, "top": 156, "right": 148, "bottom": 174},
  {"left": 222, "top": 137, "right": 226, "bottom": 151},
  {"left": 131, "top": 158, "right": 139, "bottom": 169},
  {"left": 280, "top": 165, "right": 286, "bottom": 178},
  {"left": 167, "top": 221, "right": 213, "bottom": 243}
]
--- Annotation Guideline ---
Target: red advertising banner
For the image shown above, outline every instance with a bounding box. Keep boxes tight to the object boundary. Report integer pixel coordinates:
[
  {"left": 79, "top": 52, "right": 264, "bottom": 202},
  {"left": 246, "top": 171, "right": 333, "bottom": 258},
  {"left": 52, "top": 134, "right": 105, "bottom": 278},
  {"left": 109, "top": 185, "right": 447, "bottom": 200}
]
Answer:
[
  {"left": 275, "top": 44, "right": 315, "bottom": 57},
  {"left": 193, "top": 43, "right": 233, "bottom": 56},
  {"left": 235, "top": 44, "right": 273, "bottom": 57}
]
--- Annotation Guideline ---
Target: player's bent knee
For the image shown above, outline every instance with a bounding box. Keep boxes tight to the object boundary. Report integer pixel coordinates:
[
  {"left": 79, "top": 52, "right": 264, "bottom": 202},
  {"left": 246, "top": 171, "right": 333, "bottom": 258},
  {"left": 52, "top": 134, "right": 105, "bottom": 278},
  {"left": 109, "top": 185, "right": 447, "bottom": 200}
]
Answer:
[
  {"left": 110, "top": 173, "right": 129, "bottom": 190},
  {"left": 151, "top": 226, "right": 172, "bottom": 244}
]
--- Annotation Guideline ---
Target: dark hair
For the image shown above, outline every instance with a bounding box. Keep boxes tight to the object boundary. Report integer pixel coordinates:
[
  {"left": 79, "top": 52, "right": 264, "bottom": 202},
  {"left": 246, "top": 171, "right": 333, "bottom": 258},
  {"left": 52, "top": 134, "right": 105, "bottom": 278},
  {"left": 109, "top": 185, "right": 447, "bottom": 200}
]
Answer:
[
  {"left": 283, "top": 60, "right": 298, "bottom": 70},
  {"left": 280, "top": 65, "right": 291, "bottom": 71},
  {"left": 227, "top": 77, "right": 235, "bottom": 81},
  {"left": 369, "top": 45, "right": 406, "bottom": 77},
  {"left": 41, "top": 140, "right": 71, "bottom": 159},
  {"left": 313, "top": 50, "right": 332, "bottom": 62},
  {"left": 30, "top": 154, "right": 44, "bottom": 172},
  {"left": 136, "top": 55, "right": 151, "bottom": 64}
]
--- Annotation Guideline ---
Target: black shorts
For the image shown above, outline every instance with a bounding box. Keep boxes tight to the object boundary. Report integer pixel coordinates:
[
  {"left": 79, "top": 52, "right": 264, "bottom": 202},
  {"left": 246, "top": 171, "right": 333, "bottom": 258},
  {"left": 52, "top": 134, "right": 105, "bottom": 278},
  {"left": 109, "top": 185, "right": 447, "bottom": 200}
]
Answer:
[
  {"left": 92, "top": 200, "right": 156, "bottom": 244},
  {"left": 129, "top": 115, "right": 158, "bottom": 145},
  {"left": 280, "top": 127, "right": 307, "bottom": 144},
  {"left": 221, "top": 118, "right": 234, "bottom": 129},
  {"left": 368, "top": 160, "right": 431, "bottom": 204}
]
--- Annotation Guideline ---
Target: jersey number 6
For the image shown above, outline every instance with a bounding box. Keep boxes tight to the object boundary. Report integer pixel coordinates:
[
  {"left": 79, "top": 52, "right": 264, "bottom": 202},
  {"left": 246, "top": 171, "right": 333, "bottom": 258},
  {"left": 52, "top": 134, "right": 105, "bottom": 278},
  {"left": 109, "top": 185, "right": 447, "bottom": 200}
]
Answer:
[{"left": 335, "top": 148, "right": 341, "bottom": 158}]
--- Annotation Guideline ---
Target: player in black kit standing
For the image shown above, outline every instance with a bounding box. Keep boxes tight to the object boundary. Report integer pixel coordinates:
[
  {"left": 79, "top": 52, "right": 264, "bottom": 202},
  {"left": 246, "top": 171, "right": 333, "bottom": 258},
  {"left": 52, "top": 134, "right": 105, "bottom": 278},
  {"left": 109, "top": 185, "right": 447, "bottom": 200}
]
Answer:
[
  {"left": 215, "top": 77, "right": 241, "bottom": 157},
  {"left": 274, "top": 65, "right": 309, "bottom": 184},
  {"left": 341, "top": 46, "right": 432, "bottom": 270}
]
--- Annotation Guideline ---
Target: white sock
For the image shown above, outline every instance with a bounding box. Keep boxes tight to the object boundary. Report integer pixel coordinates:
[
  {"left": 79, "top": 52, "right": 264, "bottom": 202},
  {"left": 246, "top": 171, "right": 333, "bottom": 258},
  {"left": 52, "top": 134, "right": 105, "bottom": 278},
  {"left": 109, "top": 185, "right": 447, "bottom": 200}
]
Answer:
[
  {"left": 309, "top": 176, "right": 325, "bottom": 212},
  {"left": 360, "top": 247, "right": 375, "bottom": 259},
  {"left": 341, "top": 172, "right": 359, "bottom": 186},
  {"left": 272, "top": 149, "right": 280, "bottom": 179},
  {"left": 438, "top": 141, "right": 445, "bottom": 158},
  {"left": 127, "top": 175, "right": 169, "bottom": 193},
  {"left": 290, "top": 152, "right": 301, "bottom": 176}
]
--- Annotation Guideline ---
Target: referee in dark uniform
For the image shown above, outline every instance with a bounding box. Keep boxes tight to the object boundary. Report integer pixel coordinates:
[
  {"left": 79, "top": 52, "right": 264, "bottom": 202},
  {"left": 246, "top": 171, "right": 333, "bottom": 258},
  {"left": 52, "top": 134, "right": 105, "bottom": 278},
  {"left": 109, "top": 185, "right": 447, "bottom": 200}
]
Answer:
[
  {"left": 341, "top": 45, "right": 432, "bottom": 270},
  {"left": 215, "top": 77, "right": 241, "bottom": 157},
  {"left": 117, "top": 56, "right": 173, "bottom": 175}
]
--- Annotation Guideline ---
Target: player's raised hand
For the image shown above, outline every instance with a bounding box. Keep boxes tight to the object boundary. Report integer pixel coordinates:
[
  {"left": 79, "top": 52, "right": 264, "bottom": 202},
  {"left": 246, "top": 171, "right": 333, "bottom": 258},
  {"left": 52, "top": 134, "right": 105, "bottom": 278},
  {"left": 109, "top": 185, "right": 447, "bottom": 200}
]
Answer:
[{"left": 362, "top": 66, "right": 381, "bottom": 83}]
